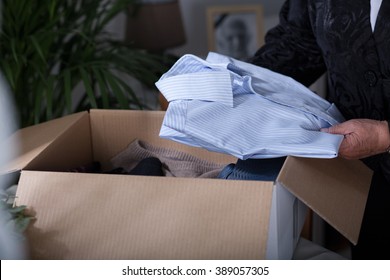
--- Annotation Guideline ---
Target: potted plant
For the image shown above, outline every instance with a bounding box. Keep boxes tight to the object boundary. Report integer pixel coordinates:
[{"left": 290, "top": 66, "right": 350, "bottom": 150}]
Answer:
[
  {"left": 0, "top": 0, "right": 177, "bottom": 245},
  {"left": 0, "top": 0, "right": 174, "bottom": 128}
]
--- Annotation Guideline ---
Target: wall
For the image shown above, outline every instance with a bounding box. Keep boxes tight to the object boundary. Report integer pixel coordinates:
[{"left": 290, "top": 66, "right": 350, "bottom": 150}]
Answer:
[
  {"left": 168, "top": 0, "right": 285, "bottom": 57},
  {"left": 107, "top": 0, "right": 285, "bottom": 57},
  {"left": 171, "top": 0, "right": 326, "bottom": 96},
  {"left": 107, "top": 0, "right": 326, "bottom": 103},
  {"left": 104, "top": 0, "right": 287, "bottom": 108}
]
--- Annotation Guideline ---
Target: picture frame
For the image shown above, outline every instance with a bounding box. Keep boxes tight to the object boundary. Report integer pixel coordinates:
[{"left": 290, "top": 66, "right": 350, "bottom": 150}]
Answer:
[{"left": 206, "top": 5, "right": 264, "bottom": 60}]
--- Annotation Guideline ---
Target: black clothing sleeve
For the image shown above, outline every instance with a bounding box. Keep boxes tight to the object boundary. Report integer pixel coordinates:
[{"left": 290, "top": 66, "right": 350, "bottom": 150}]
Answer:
[{"left": 249, "top": 0, "right": 326, "bottom": 87}]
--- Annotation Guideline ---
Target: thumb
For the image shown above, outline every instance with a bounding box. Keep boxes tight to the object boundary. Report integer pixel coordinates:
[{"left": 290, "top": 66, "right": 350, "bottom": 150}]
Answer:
[
  {"left": 320, "top": 124, "right": 344, "bottom": 135},
  {"left": 320, "top": 127, "right": 330, "bottom": 133}
]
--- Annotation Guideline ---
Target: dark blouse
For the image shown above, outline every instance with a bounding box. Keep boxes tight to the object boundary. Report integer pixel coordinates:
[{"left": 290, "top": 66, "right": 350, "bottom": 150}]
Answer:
[{"left": 250, "top": 0, "right": 390, "bottom": 121}]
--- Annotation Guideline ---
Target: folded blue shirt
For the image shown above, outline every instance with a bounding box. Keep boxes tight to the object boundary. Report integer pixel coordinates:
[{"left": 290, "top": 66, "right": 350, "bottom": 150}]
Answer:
[
  {"left": 156, "top": 52, "right": 344, "bottom": 159},
  {"left": 218, "top": 157, "right": 287, "bottom": 181}
]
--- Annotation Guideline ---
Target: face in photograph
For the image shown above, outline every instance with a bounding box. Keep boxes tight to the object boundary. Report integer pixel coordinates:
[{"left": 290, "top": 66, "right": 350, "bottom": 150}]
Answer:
[{"left": 215, "top": 14, "right": 252, "bottom": 60}]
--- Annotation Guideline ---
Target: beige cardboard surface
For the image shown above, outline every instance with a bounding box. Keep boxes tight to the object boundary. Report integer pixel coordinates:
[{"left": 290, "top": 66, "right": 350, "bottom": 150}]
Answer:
[
  {"left": 17, "top": 170, "right": 274, "bottom": 260},
  {"left": 89, "top": 109, "right": 236, "bottom": 169},
  {"left": 25, "top": 112, "right": 92, "bottom": 172},
  {"left": 278, "top": 157, "right": 372, "bottom": 244},
  {"left": 0, "top": 111, "right": 89, "bottom": 174},
  {"left": 7, "top": 109, "right": 373, "bottom": 259}
]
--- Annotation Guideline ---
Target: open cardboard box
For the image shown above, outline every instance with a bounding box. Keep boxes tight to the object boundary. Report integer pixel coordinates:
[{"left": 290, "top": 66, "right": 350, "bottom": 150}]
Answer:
[{"left": 1, "top": 109, "right": 372, "bottom": 259}]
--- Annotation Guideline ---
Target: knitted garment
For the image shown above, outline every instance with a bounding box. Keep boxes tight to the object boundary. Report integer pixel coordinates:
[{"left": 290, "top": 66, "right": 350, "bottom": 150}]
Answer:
[{"left": 110, "top": 139, "right": 225, "bottom": 178}]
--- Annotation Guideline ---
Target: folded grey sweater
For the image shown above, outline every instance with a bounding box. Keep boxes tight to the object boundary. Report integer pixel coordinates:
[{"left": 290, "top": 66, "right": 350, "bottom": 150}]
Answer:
[{"left": 110, "top": 139, "right": 225, "bottom": 178}]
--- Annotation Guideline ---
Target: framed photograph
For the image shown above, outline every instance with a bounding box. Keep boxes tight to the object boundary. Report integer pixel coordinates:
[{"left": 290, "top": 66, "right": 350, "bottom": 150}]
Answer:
[{"left": 206, "top": 5, "right": 264, "bottom": 60}]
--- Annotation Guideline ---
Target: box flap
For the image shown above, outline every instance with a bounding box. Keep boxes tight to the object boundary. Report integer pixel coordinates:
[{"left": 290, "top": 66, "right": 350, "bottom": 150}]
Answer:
[
  {"left": 16, "top": 170, "right": 274, "bottom": 260},
  {"left": 0, "top": 112, "right": 89, "bottom": 174},
  {"left": 25, "top": 112, "right": 93, "bottom": 172},
  {"left": 277, "top": 157, "right": 372, "bottom": 245}
]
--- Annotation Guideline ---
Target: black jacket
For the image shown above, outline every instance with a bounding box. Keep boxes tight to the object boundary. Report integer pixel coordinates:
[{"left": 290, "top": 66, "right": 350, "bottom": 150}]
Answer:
[{"left": 250, "top": 0, "right": 390, "bottom": 179}]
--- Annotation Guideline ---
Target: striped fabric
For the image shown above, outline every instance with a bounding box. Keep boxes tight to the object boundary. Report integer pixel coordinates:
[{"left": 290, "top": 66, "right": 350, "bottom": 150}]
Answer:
[{"left": 156, "top": 52, "right": 345, "bottom": 159}]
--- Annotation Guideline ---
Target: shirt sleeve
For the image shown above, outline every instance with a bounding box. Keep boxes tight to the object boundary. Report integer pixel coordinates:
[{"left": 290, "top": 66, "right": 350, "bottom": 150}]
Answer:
[{"left": 249, "top": 0, "right": 326, "bottom": 87}]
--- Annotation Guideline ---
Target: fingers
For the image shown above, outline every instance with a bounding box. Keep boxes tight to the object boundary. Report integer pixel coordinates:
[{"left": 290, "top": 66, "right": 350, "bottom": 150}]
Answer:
[
  {"left": 320, "top": 122, "right": 352, "bottom": 135},
  {"left": 337, "top": 134, "right": 359, "bottom": 160},
  {"left": 320, "top": 119, "right": 389, "bottom": 159}
]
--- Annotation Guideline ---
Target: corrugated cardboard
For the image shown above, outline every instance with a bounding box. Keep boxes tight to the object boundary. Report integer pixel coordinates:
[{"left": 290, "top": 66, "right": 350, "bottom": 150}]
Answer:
[{"left": 1, "top": 109, "right": 373, "bottom": 259}]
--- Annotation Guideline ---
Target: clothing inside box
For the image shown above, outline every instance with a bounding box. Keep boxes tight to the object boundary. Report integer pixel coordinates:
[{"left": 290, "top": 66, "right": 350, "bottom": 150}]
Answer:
[{"left": 67, "top": 139, "right": 285, "bottom": 181}]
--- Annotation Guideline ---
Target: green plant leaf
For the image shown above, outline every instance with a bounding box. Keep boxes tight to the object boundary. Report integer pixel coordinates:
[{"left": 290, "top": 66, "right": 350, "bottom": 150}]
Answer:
[
  {"left": 8, "top": 205, "right": 27, "bottom": 214},
  {"left": 63, "top": 69, "right": 73, "bottom": 114},
  {"left": 10, "top": 38, "right": 19, "bottom": 64},
  {"left": 45, "top": 75, "right": 55, "bottom": 120},
  {"left": 49, "top": 0, "right": 56, "bottom": 19},
  {"left": 33, "top": 82, "right": 45, "bottom": 125},
  {"left": 1, "top": 198, "right": 34, "bottom": 234},
  {"left": 30, "top": 35, "right": 47, "bottom": 64},
  {"left": 116, "top": 77, "right": 144, "bottom": 109},
  {"left": 0, "top": 0, "right": 173, "bottom": 127},
  {"left": 93, "top": 68, "right": 110, "bottom": 109},
  {"left": 14, "top": 216, "right": 34, "bottom": 233},
  {"left": 104, "top": 71, "right": 128, "bottom": 109},
  {"left": 98, "top": 0, "right": 136, "bottom": 33},
  {"left": 80, "top": 67, "right": 98, "bottom": 109}
]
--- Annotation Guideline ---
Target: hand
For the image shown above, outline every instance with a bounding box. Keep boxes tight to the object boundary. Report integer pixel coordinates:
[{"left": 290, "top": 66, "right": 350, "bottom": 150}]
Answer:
[{"left": 321, "top": 119, "right": 390, "bottom": 160}]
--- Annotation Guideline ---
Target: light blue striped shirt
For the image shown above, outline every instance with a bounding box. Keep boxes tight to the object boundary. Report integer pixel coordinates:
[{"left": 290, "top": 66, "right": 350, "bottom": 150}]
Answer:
[{"left": 156, "top": 52, "right": 344, "bottom": 159}]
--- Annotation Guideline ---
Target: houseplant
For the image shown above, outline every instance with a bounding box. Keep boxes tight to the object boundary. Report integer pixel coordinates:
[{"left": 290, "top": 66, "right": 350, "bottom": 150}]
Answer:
[
  {"left": 0, "top": 0, "right": 174, "bottom": 128},
  {"left": 0, "top": 0, "right": 177, "bottom": 240}
]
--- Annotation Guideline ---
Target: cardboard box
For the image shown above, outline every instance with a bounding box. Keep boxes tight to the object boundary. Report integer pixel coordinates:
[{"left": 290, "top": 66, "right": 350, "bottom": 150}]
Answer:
[{"left": 1, "top": 109, "right": 372, "bottom": 259}]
